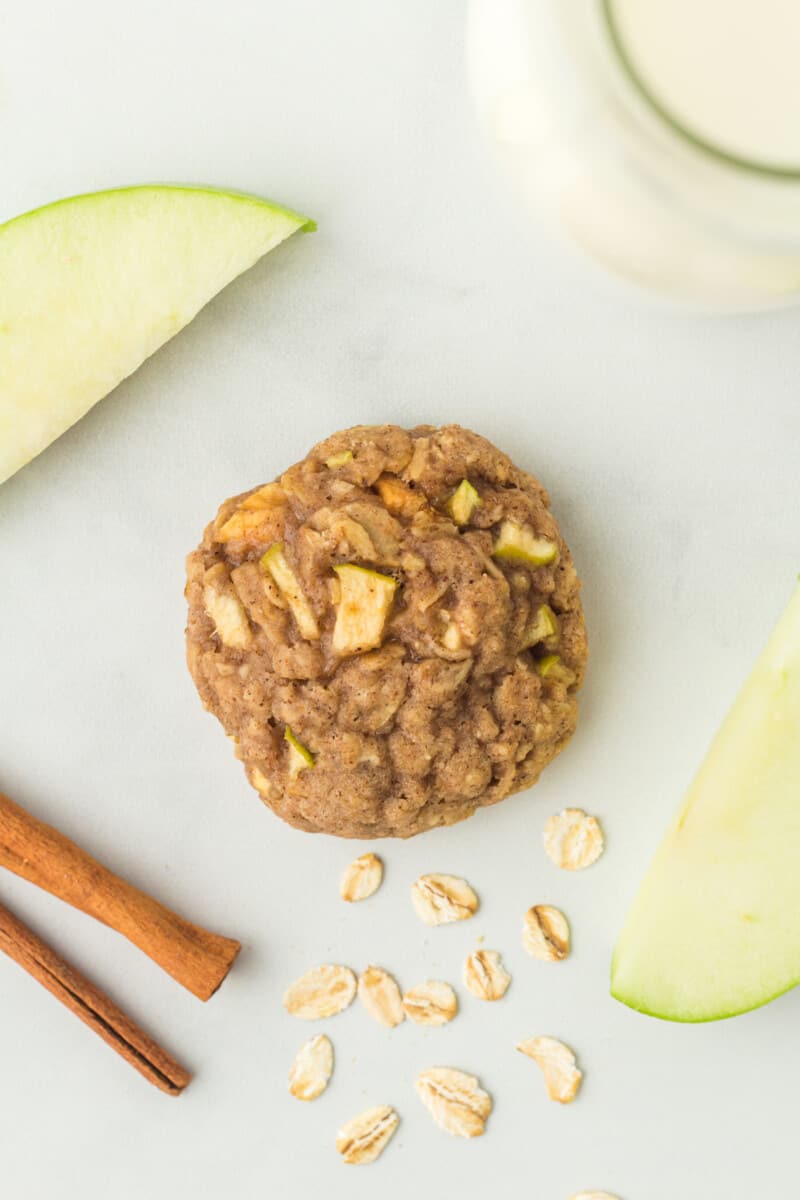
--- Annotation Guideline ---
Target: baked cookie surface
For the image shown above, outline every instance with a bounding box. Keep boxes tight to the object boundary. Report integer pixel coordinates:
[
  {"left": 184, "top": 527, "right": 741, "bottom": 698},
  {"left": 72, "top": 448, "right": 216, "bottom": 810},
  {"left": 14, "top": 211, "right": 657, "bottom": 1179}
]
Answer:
[{"left": 185, "top": 425, "right": 587, "bottom": 837}]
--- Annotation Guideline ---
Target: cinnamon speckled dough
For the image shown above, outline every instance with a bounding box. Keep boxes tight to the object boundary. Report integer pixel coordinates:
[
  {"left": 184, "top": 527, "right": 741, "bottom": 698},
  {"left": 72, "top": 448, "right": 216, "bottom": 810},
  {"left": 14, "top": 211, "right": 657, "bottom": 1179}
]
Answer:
[{"left": 185, "top": 425, "right": 587, "bottom": 838}]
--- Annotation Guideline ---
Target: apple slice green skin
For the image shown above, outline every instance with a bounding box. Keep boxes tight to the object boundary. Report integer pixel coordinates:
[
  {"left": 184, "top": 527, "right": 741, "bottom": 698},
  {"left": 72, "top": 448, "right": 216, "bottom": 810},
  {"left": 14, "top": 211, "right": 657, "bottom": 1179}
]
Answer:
[
  {"left": 612, "top": 582, "right": 800, "bottom": 1022},
  {"left": 0, "top": 185, "right": 314, "bottom": 485}
]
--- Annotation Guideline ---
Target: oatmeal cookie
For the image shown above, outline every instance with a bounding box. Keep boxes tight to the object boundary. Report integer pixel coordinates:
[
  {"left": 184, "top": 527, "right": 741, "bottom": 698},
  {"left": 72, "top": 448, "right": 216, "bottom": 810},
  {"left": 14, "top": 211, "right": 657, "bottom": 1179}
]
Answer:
[{"left": 185, "top": 424, "right": 587, "bottom": 837}]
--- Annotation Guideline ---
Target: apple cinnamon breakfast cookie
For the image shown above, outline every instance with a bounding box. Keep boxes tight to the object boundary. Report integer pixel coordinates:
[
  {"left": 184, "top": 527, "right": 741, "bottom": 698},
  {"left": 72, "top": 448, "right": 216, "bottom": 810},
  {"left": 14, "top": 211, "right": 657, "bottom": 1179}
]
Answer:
[{"left": 185, "top": 424, "right": 587, "bottom": 837}]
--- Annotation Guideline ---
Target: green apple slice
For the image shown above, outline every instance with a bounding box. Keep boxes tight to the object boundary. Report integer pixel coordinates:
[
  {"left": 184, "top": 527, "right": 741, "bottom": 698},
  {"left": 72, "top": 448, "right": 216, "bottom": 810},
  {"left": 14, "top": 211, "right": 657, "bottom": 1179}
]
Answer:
[
  {"left": 332, "top": 564, "right": 397, "bottom": 655},
  {"left": 325, "top": 450, "right": 353, "bottom": 469},
  {"left": 0, "top": 185, "right": 314, "bottom": 484},
  {"left": 447, "top": 479, "right": 480, "bottom": 525},
  {"left": 261, "top": 544, "right": 320, "bottom": 640},
  {"left": 612, "top": 583, "right": 800, "bottom": 1021},
  {"left": 284, "top": 727, "right": 315, "bottom": 779},
  {"left": 493, "top": 520, "right": 558, "bottom": 566}
]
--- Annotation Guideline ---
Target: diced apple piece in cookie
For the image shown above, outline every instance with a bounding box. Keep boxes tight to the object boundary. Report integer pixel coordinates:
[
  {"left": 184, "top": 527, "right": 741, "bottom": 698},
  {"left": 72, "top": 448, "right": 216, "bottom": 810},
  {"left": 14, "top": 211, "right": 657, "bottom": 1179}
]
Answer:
[
  {"left": 284, "top": 727, "right": 315, "bottom": 778},
  {"left": 536, "top": 654, "right": 576, "bottom": 686},
  {"left": 375, "top": 474, "right": 427, "bottom": 517},
  {"left": 447, "top": 479, "right": 480, "bottom": 525},
  {"left": 493, "top": 520, "right": 558, "bottom": 566},
  {"left": 203, "top": 564, "right": 253, "bottom": 650},
  {"left": 332, "top": 565, "right": 398, "bottom": 655},
  {"left": 524, "top": 603, "right": 559, "bottom": 648},
  {"left": 325, "top": 450, "right": 353, "bottom": 469},
  {"left": 261, "top": 544, "right": 320, "bottom": 640}
]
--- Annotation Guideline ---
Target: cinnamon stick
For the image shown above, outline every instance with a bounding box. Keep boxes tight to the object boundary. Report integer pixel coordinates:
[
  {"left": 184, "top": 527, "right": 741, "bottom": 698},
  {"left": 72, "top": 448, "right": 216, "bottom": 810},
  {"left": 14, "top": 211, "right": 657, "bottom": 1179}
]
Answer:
[
  {"left": 0, "top": 792, "right": 240, "bottom": 1001},
  {"left": 0, "top": 896, "right": 191, "bottom": 1095}
]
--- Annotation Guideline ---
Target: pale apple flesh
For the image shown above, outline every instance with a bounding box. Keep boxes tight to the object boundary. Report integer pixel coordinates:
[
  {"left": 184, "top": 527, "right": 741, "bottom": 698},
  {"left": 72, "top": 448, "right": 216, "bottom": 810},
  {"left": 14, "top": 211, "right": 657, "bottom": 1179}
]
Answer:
[
  {"left": 261, "top": 544, "right": 320, "bottom": 640},
  {"left": 612, "top": 583, "right": 800, "bottom": 1021},
  {"left": 332, "top": 564, "right": 398, "bottom": 655},
  {"left": 0, "top": 185, "right": 314, "bottom": 484}
]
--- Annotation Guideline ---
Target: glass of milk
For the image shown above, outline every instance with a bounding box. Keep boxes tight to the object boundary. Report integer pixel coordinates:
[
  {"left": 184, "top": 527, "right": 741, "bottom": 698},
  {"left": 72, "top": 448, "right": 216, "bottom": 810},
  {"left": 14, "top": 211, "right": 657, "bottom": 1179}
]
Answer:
[{"left": 467, "top": 0, "right": 800, "bottom": 309}]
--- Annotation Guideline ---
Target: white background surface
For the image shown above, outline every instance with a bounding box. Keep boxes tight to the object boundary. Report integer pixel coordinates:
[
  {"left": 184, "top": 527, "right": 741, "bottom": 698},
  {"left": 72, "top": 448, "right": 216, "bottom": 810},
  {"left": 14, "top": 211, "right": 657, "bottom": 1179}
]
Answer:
[{"left": 1, "top": 3, "right": 798, "bottom": 1198}]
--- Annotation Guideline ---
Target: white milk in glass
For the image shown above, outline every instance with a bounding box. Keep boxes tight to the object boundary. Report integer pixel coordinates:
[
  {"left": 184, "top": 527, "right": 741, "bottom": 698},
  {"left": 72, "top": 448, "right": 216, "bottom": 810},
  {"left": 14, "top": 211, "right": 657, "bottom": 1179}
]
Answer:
[{"left": 467, "top": 0, "right": 800, "bottom": 309}]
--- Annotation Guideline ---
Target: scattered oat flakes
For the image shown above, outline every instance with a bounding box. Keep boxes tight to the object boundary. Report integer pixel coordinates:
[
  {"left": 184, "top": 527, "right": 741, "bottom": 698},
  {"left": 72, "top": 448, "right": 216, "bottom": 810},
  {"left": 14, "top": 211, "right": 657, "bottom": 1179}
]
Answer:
[
  {"left": 340, "top": 852, "right": 384, "bottom": 902},
  {"left": 543, "top": 809, "right": 604, "bottom": 871},
  {"left": 411, "top": 874, "right": 479, "bottom": 926},
  {"left": 570, "top": 1193, "right": 622, "bottom": 1200},
  {"left": 288, "top": 1034, "right": 333, "bottom": 1101},
  {"left": 283, "top": 964, "right": 357, "bottom": 1020},
  {"left": 415, "top": 1067, "right": 492, "bottom": 1138},
  {"left": 402, "top": 981, "right": 458, "bottom": 1026},
  {"left": 517, "top": 1036, "right": 583, "bottom": 1104},
  {"left": 358, "top": 966, "right": 405, "bottom": 1028},
  {"left": 336, "top": 1105, "right": 399, "bottom": 1165},
  {"left": 522, "top": 905, "right": 570, "bottom": 962},
  {"left": 463, "top": 949, "right": 511, "bottom": 1001}
]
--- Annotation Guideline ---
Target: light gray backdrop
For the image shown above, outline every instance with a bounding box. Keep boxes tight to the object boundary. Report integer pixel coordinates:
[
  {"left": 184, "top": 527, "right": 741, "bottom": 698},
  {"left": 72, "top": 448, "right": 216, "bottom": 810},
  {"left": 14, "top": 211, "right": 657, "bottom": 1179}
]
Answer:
[{"left": 1, "top": 2, "right": 797, "bottom": 1197}]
